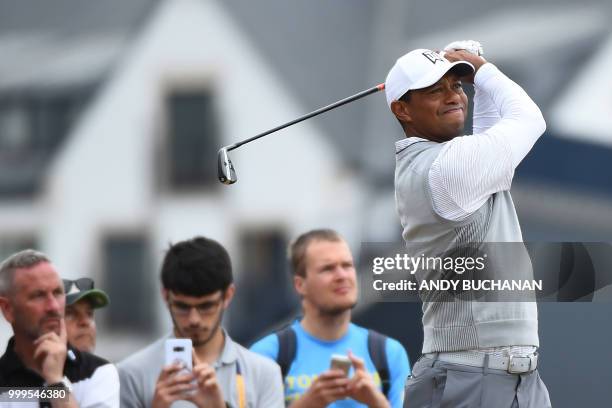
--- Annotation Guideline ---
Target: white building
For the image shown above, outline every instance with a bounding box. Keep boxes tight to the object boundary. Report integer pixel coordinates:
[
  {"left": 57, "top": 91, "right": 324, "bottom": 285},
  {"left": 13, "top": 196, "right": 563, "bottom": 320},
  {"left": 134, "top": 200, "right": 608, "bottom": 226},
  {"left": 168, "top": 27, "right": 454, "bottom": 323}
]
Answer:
[{"left": 0, "top": 0, "right": 367, "bottom": 360}]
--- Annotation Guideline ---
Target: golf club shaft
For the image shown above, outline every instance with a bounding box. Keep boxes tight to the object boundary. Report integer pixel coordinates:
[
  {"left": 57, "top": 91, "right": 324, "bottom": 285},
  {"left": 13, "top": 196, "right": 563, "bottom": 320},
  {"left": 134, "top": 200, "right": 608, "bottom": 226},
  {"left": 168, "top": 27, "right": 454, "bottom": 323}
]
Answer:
[{"left": 226, "top": 83, "right": 385, "bottom": 151}]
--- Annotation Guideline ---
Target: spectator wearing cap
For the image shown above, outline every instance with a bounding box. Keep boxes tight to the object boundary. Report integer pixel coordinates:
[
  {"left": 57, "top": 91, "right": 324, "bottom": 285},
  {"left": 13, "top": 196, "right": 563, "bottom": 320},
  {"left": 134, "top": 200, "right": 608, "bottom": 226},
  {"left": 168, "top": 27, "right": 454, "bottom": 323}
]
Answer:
[
  {"left": 63, "top": 278, "right": 110, "bottom": 353},
  {"left": 0, "top": 249, "right": 119, "bottom": 407}
]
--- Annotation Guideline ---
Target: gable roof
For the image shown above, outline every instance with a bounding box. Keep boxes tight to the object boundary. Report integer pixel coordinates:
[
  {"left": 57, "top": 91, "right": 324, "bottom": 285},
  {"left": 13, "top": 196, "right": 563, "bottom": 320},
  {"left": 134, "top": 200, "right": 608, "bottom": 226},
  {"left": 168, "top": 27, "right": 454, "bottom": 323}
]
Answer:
[{"left": 0, "top": 0, "right": 158, "bottom": 92}]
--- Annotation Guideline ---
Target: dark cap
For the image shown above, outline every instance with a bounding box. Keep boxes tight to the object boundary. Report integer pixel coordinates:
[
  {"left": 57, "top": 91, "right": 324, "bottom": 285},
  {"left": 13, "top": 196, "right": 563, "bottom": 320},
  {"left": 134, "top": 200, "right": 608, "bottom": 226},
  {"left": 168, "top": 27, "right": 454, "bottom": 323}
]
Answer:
[{"left": 63, "top": 278, "right": 110, "bottom": 309}]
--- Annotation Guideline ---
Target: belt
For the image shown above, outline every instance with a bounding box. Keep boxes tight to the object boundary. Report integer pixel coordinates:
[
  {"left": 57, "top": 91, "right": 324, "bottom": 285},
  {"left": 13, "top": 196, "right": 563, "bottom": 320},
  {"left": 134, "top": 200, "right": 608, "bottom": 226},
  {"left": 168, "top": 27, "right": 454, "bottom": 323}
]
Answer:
[{"left": 424, "top": 351, "right": 538, "bottom": 374}]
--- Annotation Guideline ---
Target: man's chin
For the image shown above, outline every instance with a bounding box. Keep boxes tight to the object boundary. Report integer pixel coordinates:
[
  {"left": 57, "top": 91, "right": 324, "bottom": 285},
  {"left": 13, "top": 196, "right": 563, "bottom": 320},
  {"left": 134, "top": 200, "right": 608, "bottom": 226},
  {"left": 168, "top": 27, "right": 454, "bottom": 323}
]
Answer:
[
  {"left": 192, "top": 339, "right": 209, "bottom": 347},
  {"left": 72, "top": 335, "right": 95, "bottom": 352},
  {"left": 452, "top": 122, "right": 465, "bottom": 136},
  {"left": 40, "top": 320, "right": 61, "bottom": 336},
  {"left": 191, "top": 333, "right": 215, "bottom": 347},
  {"left": 437, "top": 126, "right": 464, "bottom": 142},
  {"left": 321, "top": 301, "right": 357, "bottom": 316},
  {"left": 183, "top": 328, "right": 216, "bottom": 347}
]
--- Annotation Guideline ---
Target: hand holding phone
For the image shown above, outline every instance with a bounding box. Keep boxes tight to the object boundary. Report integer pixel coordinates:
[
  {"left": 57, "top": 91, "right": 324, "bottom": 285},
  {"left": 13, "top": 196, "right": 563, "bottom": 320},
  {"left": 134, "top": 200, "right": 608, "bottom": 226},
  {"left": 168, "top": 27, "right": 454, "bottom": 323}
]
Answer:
[
  {"left": 299, "top": 356, "right": 351, "bottom": 406},
  {"left": 165, "top": 339, "right": 193, "bottom": 374},
  {"left": 330, "top": 354, "right": 352, "bottom": 377},
  {"left": 153, "top": 339, "right": 196, "bottom": 408}
]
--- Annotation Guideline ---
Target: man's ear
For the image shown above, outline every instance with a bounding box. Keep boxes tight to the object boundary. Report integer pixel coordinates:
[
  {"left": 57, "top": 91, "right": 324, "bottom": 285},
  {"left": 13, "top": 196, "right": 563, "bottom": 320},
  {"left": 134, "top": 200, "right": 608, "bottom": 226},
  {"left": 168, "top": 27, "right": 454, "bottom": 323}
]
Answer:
[
  {"left": 390, "top": 100, "right": 412, "bottom": 124},
  {"left": 161, "top": 288, "right": 169, "bottom": 306},
  {"left": 294, "top": 274, "right": 306, "bottom": 297},
  {"left": 223, "top": 284, "right": 236, "bottom": 308},
  {"left": 0, "top": 296, "right": 14, "bottom": 325}
]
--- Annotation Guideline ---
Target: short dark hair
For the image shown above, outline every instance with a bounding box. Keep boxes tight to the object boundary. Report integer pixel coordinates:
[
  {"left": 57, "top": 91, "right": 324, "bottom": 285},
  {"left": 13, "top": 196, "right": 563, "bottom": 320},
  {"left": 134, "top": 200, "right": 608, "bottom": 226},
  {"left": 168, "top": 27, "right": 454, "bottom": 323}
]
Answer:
[
  {"left": 160, "top": 236, "right": 233, "bottom": 296},
  {"left": 399, "top": 90, "right": 411, "bottom": 103},
  {"left": 288, "top": 229, "right": 343, "bottom": 277},
  {"left": 394, "top": 91, "right": 412, "bottom": 130}
]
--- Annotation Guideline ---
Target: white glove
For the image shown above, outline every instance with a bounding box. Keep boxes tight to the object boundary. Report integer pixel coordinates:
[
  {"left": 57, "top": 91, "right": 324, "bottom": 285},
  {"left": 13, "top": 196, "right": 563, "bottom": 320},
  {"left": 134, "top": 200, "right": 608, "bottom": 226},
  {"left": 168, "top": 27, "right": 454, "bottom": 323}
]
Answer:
[{"left": 441, "top": 40, "right": 484, "bottom": 57}]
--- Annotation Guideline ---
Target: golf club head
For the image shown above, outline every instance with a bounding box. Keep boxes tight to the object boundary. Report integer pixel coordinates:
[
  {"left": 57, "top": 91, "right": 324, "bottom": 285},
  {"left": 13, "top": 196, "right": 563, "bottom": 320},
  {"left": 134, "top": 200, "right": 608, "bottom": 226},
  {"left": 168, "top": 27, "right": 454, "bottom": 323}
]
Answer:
[{"left": 217, "top": 147, "right": 237, "bottom": 184}]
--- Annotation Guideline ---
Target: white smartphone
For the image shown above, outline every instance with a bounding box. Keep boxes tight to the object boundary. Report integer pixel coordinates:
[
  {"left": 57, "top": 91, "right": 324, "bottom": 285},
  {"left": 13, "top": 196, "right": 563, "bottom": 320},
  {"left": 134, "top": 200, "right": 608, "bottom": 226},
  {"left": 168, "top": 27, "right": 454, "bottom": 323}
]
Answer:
[
  {"left": 330, "top": 354, "right": 352, "bottom": 376},
  {"left": 165, "top": 338, "right": 193, "bottom": 374}
]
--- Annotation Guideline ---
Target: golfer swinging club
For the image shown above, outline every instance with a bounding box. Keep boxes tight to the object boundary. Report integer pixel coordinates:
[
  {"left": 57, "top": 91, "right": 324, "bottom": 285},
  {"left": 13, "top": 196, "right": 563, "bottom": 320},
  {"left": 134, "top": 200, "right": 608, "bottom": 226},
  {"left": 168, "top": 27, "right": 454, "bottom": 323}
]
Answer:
[{"left": 387, "top": 41, "right": 551, "bottom": 407}]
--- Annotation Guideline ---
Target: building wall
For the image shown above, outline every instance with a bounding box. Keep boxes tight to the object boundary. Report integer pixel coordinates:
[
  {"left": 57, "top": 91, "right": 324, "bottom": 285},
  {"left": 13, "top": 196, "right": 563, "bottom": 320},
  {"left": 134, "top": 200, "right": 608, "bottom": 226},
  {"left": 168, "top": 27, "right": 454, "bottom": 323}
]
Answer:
[{"left": 0, "top": 0, "right": 365, "bottom": 358}]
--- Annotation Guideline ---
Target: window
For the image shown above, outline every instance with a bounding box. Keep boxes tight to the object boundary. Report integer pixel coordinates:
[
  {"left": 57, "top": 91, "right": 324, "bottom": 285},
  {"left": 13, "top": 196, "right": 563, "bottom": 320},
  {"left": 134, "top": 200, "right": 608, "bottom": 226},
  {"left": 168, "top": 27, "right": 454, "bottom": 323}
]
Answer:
[
  {"left": 0, "top": 88, "right": 92, "bottom": 197},
  {"left": 0, "top": 235, "right": 38, "bottom": 262},
  {"left": 229, "top": 228, "right": 298, "bottom": 343},
  {"left": 166, "top": 89, "right": 220, "bottom": 189},
  {"left": 0, "top": 104, "right": 30, "bottom": 153},
  {"left": 102, "top": 234, "right": 155, "bottom": 333}
]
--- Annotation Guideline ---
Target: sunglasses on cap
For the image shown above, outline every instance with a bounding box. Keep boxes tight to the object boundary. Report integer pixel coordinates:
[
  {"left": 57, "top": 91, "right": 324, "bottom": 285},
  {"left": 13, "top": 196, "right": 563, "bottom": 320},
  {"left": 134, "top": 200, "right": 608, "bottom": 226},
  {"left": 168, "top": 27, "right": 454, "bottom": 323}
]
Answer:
[{"left": 63, "top": 278, "right": 94, "bottom": 294}]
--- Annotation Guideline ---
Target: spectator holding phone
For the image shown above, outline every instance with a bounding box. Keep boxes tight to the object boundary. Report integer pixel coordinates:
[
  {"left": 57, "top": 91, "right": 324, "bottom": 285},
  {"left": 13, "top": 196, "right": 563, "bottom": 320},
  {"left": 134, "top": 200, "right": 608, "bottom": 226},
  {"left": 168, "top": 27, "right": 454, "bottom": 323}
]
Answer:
[
  {"left": 251, "top": 229, "right": 411, "bottom": 408},
  {"left": 118, "top": 236, "right": 284, "bottom": 408}
]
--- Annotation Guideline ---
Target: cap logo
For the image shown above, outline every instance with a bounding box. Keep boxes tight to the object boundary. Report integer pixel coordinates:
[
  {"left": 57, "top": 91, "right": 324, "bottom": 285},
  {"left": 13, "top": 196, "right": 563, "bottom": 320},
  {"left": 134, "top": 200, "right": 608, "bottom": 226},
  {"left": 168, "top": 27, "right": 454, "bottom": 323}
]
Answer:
[
  {"left": 422, "top": 51, "right": 444, "bottom": 64},
  {"left": 66, "top": 283, "right": 80, "bottom": 295}
]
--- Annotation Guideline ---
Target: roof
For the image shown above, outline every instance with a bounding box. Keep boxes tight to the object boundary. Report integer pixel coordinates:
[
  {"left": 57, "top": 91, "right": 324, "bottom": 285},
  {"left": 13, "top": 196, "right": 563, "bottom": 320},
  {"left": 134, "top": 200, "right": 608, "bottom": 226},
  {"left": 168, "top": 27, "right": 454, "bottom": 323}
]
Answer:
[
  {"left": 0, "top": 0, "right": 157, "bottom": 35},
  {"left": 0, "top": 0, "right": 158, "bottom": 92}
]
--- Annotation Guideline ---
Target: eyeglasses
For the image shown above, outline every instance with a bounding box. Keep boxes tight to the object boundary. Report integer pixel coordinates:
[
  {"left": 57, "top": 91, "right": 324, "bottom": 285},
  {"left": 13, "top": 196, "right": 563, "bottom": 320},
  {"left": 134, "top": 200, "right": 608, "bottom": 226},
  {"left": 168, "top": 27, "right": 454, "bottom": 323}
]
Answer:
[
  {"left": 63, "top": 278, "right": 94, "bottom": 294},
  {"left": 169, "top": 294, "right": 224, "bottom": 317}
]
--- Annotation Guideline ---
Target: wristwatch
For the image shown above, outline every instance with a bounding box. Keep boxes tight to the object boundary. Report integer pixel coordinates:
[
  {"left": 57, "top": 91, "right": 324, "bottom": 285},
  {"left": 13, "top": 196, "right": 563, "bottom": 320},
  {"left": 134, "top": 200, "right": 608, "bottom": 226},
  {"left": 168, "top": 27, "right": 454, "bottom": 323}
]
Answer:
[{"left": 46, "top": 376, "right": 73, "bottom": 392}]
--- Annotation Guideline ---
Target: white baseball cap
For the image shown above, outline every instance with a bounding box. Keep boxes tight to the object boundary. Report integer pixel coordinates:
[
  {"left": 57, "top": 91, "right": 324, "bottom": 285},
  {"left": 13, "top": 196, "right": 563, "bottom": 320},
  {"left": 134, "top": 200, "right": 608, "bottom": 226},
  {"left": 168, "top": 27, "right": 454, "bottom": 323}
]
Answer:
[{"left": 385, "top": 49, "right": 475, "bottom": 107}]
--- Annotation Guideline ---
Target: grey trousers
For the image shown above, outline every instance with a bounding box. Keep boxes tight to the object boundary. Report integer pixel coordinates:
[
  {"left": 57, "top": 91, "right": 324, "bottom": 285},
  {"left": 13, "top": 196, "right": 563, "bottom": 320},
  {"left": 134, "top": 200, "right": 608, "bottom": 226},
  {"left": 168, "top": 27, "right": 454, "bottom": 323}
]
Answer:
[{"left": 403, "top": 356, "right": 552, "bottom": 408}]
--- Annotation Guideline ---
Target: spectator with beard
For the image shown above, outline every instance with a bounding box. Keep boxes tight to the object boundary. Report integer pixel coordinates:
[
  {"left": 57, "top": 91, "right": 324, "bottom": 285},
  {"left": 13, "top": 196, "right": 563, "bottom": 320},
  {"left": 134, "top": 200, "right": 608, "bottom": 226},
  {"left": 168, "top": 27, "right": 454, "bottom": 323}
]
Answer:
[
  {"left": 118, "top": 236, "right": 284, "bottom": 408},
  {"left": 0, "top": 249, "right": 119, "bottom": 407},
  {"left": 251, "top": 229, "right": 410, "bottom": 408}
]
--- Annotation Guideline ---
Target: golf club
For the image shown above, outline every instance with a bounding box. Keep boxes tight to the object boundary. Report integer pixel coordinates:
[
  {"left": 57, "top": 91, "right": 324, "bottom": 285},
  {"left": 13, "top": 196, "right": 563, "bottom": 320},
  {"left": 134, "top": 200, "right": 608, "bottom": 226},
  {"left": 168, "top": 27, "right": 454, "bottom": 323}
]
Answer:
[{"left": 217, "top": 83, "right": 385, "bottom": 184}]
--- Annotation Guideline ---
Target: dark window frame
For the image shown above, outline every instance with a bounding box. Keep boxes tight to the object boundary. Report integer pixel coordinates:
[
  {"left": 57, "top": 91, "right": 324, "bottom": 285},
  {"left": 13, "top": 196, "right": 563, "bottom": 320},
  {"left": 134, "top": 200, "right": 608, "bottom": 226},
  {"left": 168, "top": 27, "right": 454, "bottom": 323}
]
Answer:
[
  {"left": 0, "top": 86, "right": 95, "bottom": 198},
  {"left": 163, "top": 86, "right": 221, "bottom": 191},
  {"left": 101, "top": 231, "right": 156, "bottom": 334}
]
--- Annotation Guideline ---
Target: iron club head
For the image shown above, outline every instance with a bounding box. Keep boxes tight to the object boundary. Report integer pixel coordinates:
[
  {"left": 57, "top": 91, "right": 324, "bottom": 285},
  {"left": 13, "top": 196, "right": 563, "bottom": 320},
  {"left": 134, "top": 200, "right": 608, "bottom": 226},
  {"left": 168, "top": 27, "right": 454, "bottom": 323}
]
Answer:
[{"left": 217, "top": 147, "right": 237, "bottom": 184}]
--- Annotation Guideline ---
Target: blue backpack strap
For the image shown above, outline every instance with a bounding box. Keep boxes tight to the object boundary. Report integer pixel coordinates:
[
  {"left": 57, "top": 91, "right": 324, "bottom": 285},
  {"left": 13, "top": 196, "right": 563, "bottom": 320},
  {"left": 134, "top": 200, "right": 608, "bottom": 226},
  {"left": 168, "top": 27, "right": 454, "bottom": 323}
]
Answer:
[
  {"left": 367, "top": 329, "right": 390, "bottom": 398},
  {"left": 276, "top": 326, "right": 297, "bottom": 379}
]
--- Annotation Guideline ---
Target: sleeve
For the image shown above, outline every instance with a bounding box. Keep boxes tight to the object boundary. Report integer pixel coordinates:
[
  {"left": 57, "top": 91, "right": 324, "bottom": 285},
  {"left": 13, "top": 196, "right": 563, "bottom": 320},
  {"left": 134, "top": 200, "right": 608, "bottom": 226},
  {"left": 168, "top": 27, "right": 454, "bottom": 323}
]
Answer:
[
  {"left": 472, "top": 75, "right": 501, "bottom": 135},
  {"left": 78, "top": 363, "right": 120, "bottom": 408},
  {"left": 429, "top": 63, "right": 546, "bottom": 221},
  {"left": 249, "top": 334, "right": 280, "bottom": 361},
  {"left": 117, "top": 363, "right": 146, "bottom": 408},
  {"left": 255, "top": 359, "right": 285, "bottom": 408},
  {"left": 385, "top": 339, "right": 411, "bottom": 408}
]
